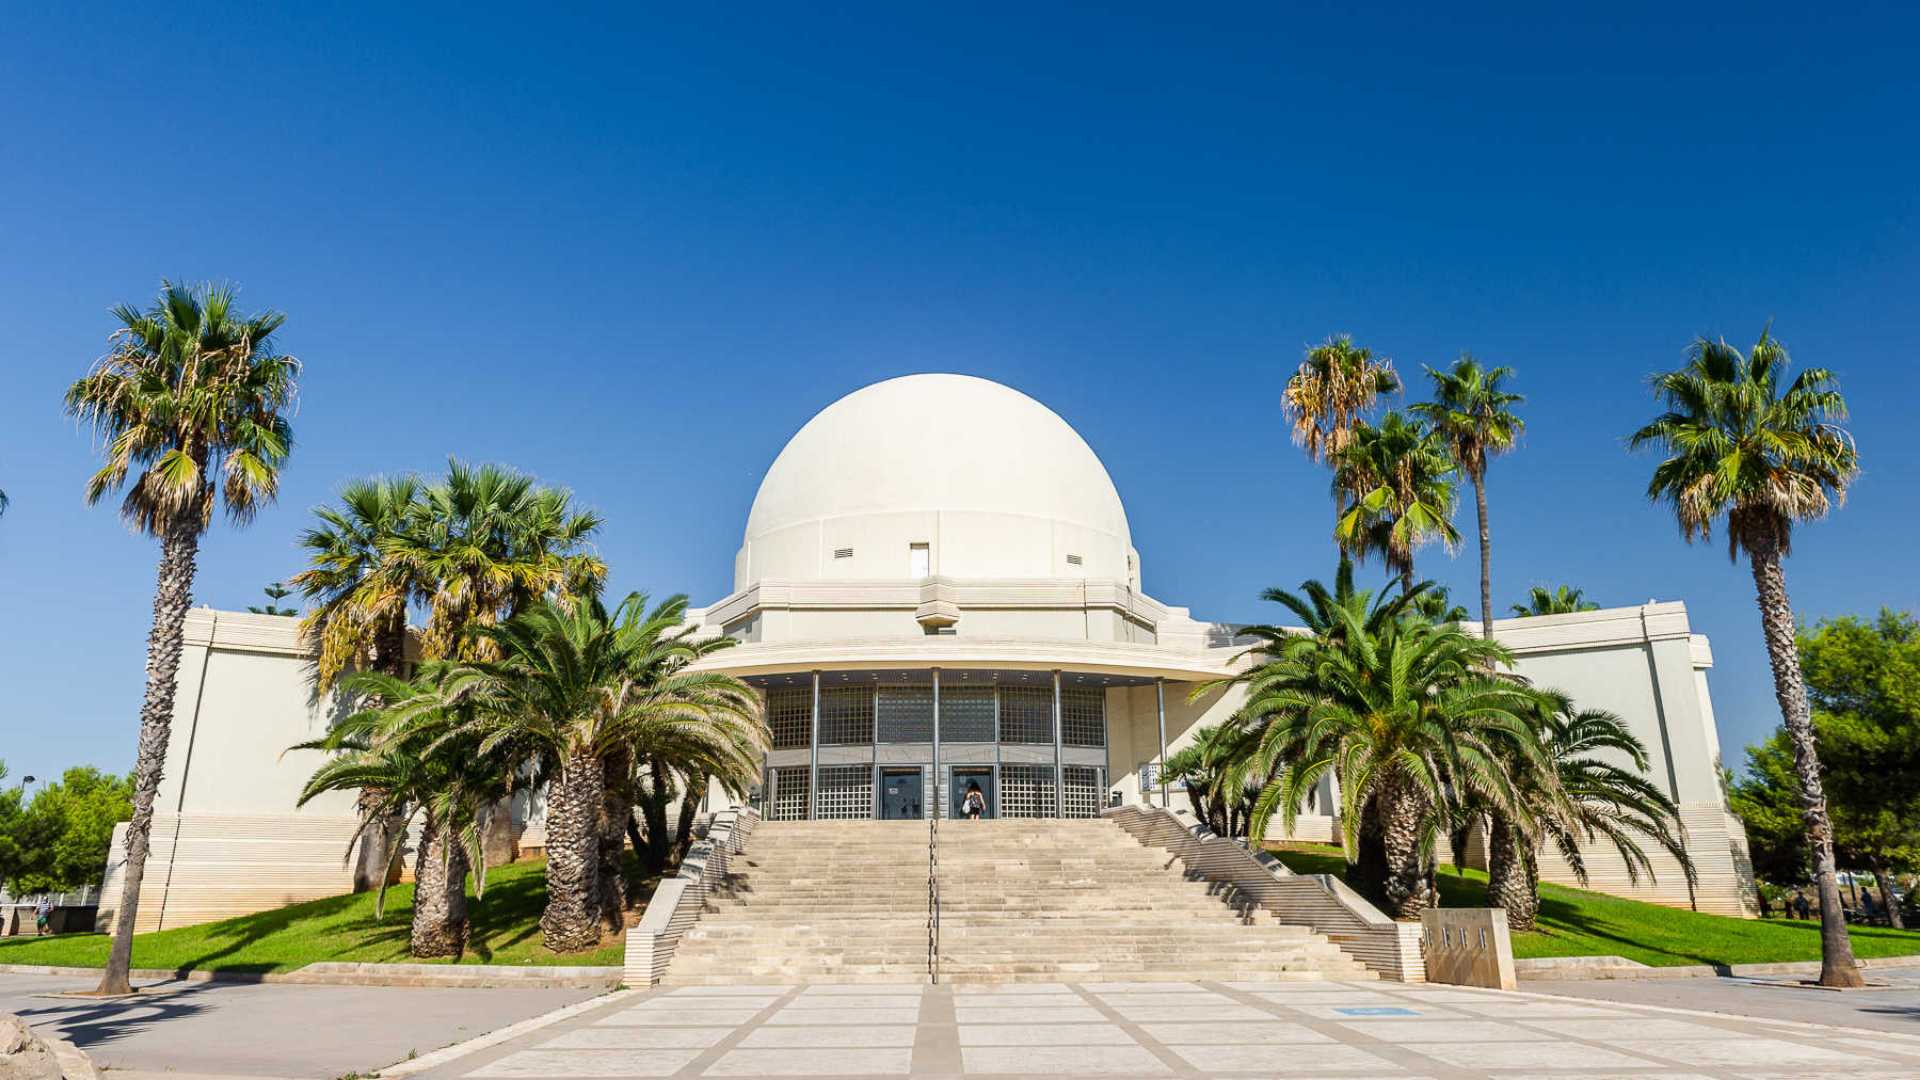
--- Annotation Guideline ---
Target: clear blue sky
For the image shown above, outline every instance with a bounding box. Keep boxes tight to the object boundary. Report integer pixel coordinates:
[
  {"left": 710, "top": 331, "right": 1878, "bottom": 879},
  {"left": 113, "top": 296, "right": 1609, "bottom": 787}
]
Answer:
[{"left": 2, "top": 5, "right": 1915, "bottom": 788}]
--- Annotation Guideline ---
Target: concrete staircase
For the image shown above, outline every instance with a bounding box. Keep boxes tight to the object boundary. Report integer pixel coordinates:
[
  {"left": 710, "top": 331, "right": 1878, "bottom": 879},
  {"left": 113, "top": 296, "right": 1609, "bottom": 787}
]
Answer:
[{"left": 663, "top": 818, "right": 1373, "bottom": 984}]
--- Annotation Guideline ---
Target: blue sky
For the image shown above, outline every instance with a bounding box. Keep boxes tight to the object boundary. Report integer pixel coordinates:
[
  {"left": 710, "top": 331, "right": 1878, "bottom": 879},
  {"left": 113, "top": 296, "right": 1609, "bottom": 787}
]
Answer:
[{"left": 2, "top": 5, "right": 1915, "bottom": 788}]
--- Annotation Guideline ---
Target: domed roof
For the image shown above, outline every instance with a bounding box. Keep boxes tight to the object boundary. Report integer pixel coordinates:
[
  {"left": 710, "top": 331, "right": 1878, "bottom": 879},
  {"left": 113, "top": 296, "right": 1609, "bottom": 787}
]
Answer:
[{"left": 737, "top": 374, "right": 1134, "bottom": 588}]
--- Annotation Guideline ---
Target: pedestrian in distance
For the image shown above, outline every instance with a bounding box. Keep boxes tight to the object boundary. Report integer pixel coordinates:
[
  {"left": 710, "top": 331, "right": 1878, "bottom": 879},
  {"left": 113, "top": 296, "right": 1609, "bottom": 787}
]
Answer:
[{"left": 963, "top": 782, "right": 986, "bottom": 820}]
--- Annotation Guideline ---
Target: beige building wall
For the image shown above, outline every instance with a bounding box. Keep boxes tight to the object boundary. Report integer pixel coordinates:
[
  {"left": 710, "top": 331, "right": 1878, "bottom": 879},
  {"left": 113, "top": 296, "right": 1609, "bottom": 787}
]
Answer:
[{"left": 99, "top": 610, "right": 362, "bottom": 934}]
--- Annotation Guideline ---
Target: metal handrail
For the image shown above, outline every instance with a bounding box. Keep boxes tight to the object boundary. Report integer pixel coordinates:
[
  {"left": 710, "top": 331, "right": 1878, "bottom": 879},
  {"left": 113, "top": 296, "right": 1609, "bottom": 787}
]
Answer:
[{"left": 927, "top": 806, "right": 941, "bottom": 983}]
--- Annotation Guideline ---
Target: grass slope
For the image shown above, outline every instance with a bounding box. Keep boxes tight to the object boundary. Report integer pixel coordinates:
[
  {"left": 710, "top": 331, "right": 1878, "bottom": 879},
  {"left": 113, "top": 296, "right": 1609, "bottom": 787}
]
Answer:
[
  {"left": 1271, "top": 844, "right": 1920, "bottom": 969},
  {"left": 0, "top": 856, "right": 644, "bottom": 973}
]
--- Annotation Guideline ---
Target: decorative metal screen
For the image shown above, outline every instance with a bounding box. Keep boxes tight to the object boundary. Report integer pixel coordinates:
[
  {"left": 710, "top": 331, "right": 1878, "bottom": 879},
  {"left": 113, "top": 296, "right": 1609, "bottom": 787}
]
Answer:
[
  {"left": 877, "top": 684, "right": 933, "bottom": 743},
  {"left": 997, "top": 686, "right": 1054, "bottom": 744},
  {"left": 769, "top": 765, "right": 810, "bottom": 821},
  {"left": 939, "top": 686, "right": 995, "bottom": 742},
  {"left": 819, "top": 686, "right": 874, "bottom": 745},
  {"left": 815, "top": 765, "right": 874, "bottom": 819},
  {"left": 768, "top": 687, "right": 811, "bottom": 750},
  {"left": 1063, "top": 766, "right": 1103, "bottom": 819},
  {"left": 1061, "top": 687, "right": 1105, "bottom": 747},
  {"left": 999, "top": 764, "right": 1057, "bottom": 818}
]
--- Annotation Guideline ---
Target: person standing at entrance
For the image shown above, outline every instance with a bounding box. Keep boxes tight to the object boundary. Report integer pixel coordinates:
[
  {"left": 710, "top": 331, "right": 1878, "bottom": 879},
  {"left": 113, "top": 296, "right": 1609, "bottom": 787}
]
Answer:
[{"left": 963, "top": 782, "right": 985, "bottom": 820}]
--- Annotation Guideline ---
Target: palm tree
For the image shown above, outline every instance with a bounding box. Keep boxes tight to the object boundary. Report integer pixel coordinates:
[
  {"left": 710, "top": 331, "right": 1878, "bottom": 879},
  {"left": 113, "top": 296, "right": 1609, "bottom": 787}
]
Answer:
[
  {"left": 1510, "top": 585, "right": 1600, "bottom": 618},
  {"left": 1282, "top": 336, "right": 1400, "bottom": 523},
  {"left": 294, "top": 669, "right": 516, "bottom": 958},
  {"left": 1486, "top": 692, "right": 1694, "bottom": 931},
  {"left": 1630, "top": 327, "right": 1861, "bottom": 987},
  {"left": 449, "top": 594, "right": 762, "bottom": 951},
  {"left": 387, "top": 460, "right": 607, "bottom": 662},
  {"left": 1207, "top": 572, "right": 1545, "bottom": 917},
  {"left": 1411, "top": 357, "right": 1523, "bottom": 639},
  {"left": 290, "top": 475, "right": 430, "bottom": 892},
  {"left": 1162, "top": 725, "right": 1258, "bottom": 837},
  {"left": 65, "top": 282, "right": 298, "bottom": 996},
  {"left": 1331, "top": 411, "right": 1461, "bottom": 596}
]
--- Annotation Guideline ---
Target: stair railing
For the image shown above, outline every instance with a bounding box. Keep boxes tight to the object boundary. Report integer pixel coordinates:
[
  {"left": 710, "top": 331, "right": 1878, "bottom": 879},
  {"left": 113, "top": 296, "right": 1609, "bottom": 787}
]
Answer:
[{"left": 927, "top": 806, "right": 941, "bottom": 983}]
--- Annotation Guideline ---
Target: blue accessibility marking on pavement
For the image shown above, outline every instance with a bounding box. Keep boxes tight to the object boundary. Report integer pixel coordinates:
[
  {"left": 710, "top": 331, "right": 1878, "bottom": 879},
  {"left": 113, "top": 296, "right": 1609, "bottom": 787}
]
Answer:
[{"left": 1335, "top": 1007, "right": 1419, "bottom": 1016}]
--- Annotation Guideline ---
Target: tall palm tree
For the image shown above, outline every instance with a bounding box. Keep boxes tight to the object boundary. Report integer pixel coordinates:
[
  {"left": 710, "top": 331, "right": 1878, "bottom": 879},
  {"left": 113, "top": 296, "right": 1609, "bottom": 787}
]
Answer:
[
  {"left": 1510, "top": 585, "right": 1600, "bottom": 618},
  {"left": 294, "top": 669, "right": 518, "bottom": 958},
  {"left": 448, "top": 594, "right": 762, "bottom": 951},
  {"left": 1207, "top": 573, "right": 1545, "bottom": 917},
  {"left": 1282, "top": 336, "right": 1400, "bottom": 524},
  {"left": 1411, "top": 357, "right": 1523, "bottom": 639},
  {"left": 1331, "top": 411, "right": 1461, "bottom": 597},
  {"left": 65, "top": 282, "right": 298, "bottom": 996},
  {"left": 291, "top": 475, "right": 429, "bottom": 892},
  {"left": 1630, "top": 327, "right": 1861, "bottom": 987},
  {"left": 1486, "top": 692, "right": 1694, "bottom": 931},
  {"left": 388, "top": 460, "right": 607, "bottom": 663}
]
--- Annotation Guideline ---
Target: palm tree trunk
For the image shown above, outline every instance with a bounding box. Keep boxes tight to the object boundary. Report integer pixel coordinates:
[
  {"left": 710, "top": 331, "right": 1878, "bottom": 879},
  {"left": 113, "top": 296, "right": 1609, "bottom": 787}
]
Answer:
[
  {"left": 540, "top": 750, "right": 606, "bottom": 953},
  {"left": 1472, "top": 468, "right": 1493, "bottom": 639},
  {"left": 640, "top": 761, "right": 673, "bottom": 875},
  {"left": 1875, "top": 863, "right": 1904, "bottom": 930},
  {"left": 1485, "top": 813, "right": 1537, "bottom": 931},
  {"left": 1747, "top": 537, "right": 1863, "bottom": 988},
  {"left": 672, "top": 774, "right": 709, "bottom": 864},
  {"left": 1350, "top": 794, "right": 1389, "bottom": 906},
  {"left": 352, "top": 618, "right": 414, "bottom": 894},
  {"left": 1399, "top": 562, "right": 1415, "bottom": 600},
  {"left": 409, "top": 815, "right": 470, "bottom": 959},
  {"left": 97, "top": 522, "right": 200, "bottom": 997},
  {"left": 595, "top": 749, "right": 633, "bottom": 932},
  {"left": 1379, "top": 774, "right": 1432, "bottom": 919}
]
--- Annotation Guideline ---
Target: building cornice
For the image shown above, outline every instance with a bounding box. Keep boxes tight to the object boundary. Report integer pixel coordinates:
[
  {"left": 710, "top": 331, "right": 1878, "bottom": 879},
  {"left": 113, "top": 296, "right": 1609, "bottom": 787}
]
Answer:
[
  {"left": 695, "top": 576, "right": 1170, "bottom": 628},
  {"left": 692, "top": 636, "right": 1238, "bottom": 682}
]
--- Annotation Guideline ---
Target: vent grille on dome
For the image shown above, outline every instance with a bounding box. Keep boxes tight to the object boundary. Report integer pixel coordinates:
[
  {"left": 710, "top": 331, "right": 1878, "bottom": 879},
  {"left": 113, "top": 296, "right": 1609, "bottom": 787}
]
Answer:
[
  {"left": 833, "top": 547, "right": 854, "bottom": 559},
  {"left": 1065, "top": 553, "right": 1083, "bottom": 566}
]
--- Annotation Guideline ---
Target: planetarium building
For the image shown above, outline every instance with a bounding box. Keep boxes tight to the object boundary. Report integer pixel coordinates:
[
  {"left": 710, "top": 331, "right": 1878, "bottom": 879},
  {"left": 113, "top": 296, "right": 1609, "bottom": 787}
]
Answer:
[{"left": 101, "top": 373, "right": 1759, "bottom": 934}]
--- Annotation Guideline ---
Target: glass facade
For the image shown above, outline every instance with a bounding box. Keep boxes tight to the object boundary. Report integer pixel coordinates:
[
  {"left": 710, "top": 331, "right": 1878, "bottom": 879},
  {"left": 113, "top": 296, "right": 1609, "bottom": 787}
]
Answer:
[{"left": 758, "top": 674, "right": 1116, "bottom": 821}]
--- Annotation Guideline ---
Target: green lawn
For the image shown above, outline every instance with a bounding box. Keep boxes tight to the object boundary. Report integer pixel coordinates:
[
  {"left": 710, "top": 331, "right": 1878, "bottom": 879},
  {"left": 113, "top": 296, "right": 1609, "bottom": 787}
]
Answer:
[
  {"left": 0, "top": 856, "right": 644, "bottom": 974},
  {"left": 1271, "top": 844, "right": 1920, "bottom": 969}
]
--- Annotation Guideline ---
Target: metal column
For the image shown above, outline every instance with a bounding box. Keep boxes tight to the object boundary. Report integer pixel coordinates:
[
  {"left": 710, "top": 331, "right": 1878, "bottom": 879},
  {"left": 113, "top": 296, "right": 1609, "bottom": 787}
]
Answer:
[
  {"left": 931, "top": 668, "right": 942, "bottom": 820},
  {"left": 1155, "top": 677, "right": 1169, "bottom": 809},
  {"left": 808, "top": 670, "right": 821, "bottom": 821},
  {"left": 1052, "top": 670, "right": 1065, "bottom": 817}
]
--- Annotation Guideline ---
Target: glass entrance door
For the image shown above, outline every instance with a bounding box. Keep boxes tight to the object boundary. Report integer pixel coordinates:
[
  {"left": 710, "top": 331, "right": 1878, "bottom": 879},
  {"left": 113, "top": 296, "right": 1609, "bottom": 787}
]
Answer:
[
  {"left": 878, "top": 768, "right": 923, "bottom": 819},
  {"left": 951, "top": 766, "right": 995, "bottom": 819}
]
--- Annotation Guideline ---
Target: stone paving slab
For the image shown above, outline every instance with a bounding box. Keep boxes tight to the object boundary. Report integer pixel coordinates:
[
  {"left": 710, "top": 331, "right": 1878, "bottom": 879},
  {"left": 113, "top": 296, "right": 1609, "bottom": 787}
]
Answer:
[{"left": 404, "top": 978, "right": 1920, "bottom": 1079}]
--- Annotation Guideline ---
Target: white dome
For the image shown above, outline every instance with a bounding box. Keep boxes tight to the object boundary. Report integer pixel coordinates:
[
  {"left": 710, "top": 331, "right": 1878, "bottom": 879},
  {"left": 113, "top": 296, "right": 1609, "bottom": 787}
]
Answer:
[{"left": 736, "top": 374, "right": 1135, "bottom": 590}]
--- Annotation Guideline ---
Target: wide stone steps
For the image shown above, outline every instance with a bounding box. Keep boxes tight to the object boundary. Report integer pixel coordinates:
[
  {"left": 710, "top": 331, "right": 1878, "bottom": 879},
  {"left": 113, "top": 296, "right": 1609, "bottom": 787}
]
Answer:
[{"left": 661, "top": 818, "right": 1373, "bottom": 985}]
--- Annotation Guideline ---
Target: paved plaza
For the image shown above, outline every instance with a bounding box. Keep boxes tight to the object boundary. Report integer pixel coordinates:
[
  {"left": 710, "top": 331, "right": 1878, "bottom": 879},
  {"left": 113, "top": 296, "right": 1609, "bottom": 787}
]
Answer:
[
  {"left": 0, "top": 972, "right": 600, "bottom": 1079},
  {"left": 412, "top": 978, "right": 1920, "bottom": 1079}
]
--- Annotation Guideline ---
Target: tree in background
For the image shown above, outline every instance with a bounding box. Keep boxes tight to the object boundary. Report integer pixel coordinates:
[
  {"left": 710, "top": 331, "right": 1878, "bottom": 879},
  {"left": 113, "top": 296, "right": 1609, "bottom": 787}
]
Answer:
[
  {"left": 1510, "top": 585, "right": 1601, "bottom": 618},
  {"left": 5, "top": 768, "right": 135, "bottom": 895},
  {"left": 1800, "top": 611, "right": 1920, "bottom": 928},
  {"left": 1332, "top": 411, "right": 1460, "bottom": 597},
  {"left": 247, "top": 582, "right": 299, "bottom": 616},
  {"left": 1409, "top": 583, "right": 1469, "bottom": 624},
  {"left": 1728, "top": 733, "right": 1814, "bottom": 911},
  {"left": 0, "top": 766, "right": 27, "bottom": 891},
  {"left": 1282, "top": 336, "right": 1400, "bottom": 525},
  {"left": 1412, "top": 356, "right": 1524, "bottom": 638},
  {"left": 1632, "top": 328, "right": 1862, "bottom": 987},
  {"left": 65, "top": 281, "right": 299, "bottom": 996}
]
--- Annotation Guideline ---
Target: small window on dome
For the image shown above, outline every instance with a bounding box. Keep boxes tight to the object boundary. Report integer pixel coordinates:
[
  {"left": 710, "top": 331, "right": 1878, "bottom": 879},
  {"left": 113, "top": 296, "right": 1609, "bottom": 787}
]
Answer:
[
  {"left": 1065, "top": 553, "right": 1083, "bottom": 566},
  {"left": 833, "top": 547, "right": 854, "bottom": 559}
]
